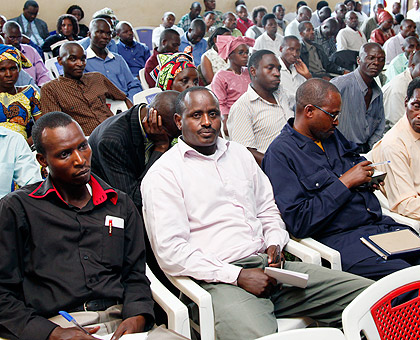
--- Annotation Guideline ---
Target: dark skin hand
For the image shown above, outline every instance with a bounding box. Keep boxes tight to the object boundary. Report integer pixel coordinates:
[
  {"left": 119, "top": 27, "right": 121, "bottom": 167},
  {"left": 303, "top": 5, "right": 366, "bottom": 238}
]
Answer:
[
  {"left": 237, "top": 268, "right": 277, "bottom": 298},
  {"left": 142, "top": 108, "right": 170, "bottom": 153},
  {"left": 111, "top": 315, "right": 146, "bottom": 340},
  {"left": 49, "top": 326, "right": 100, "bottom": 340},
  {"left": 339, "top": 160, "right": 380, "bottom": 189},
  {"left": 266, "top": 245, "right": 286, "bottom": 268}
]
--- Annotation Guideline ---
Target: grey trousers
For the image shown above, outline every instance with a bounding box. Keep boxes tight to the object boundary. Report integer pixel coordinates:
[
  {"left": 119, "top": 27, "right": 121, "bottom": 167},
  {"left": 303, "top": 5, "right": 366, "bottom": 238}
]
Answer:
[{"left": 199, "top": 254, "right": 373, "bottom": 340}]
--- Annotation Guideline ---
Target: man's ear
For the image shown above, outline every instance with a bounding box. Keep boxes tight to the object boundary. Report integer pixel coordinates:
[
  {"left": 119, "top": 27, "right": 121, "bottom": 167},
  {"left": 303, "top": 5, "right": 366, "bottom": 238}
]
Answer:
[
  {"left": 57, "top": 56, "right": 63, "bottom": 66},
  {"left": 356, "top": 56, "right": 361, "bottom": 66},
  {"left": 36, "top": 153, "right": 48, "bottom": 168},
  {"left": 405, "top": 96, "right": 409, "bottom": 108},
  {"left": 249, "top": 65, "right": 257, "bottom": 78},
  {"left": 304, "top": 104, "right": 315, "bottom": 118},
  {"left": 174, "top": 113, "right": 182, "bottom": 130}
]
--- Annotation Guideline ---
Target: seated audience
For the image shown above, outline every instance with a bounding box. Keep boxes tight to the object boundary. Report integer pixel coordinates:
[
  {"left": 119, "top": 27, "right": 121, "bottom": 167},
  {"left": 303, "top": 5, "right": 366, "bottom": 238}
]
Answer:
[
  {"left": 279, "top": 36, "right": 311, "bottom": 96},
  {"left": 407, "top": 0, "right": 420, "bottom": 22},
  {"left": 42, "top": 14, "right": 82, "bottom": 57},
  {"left": 370, "top": 11, "right": 395, "bottom": 46},
  {"left": 336, "top": 11, "right": 367, "bottom": 51},
  {"left": 144, "top": 28, "right": 181, "bottom": 88},
  {"left": 212, "top": 35, "right": 254, "bottom": 135},
  {"left": 245, "top": 6, "right": 267, "bottom": 39},
  {"left": 331, "top": 43, "right": 385, "bottom": 153},
  {"left": 311, "top": 0, "right": 329, "bottom": 28},
  {"left": 236, "top": 4, "right": 253, "bottom": 35},
  {"left": 0, "top": 44, "right": 41, "bottom": 143},
  {"left": 228, "top": 50, "right": 294, "bottom": 165},
  {"left": 263, "top": 78, "right": 420, "bottom": 280},
  {"left": 84, "top": 19, "right": 142, "bottom": 101},
  {"left": 372, "top": 78, "right": 420, "bottom": 220},
  {"left": 10, "top": 0, "right": 48, "bottom": 47},
  {"left": 153, "top": 52, "right": 199, "bottom": 92},
  {"left": 284, "top": 1, "right": 307, "bottom": 23},
  {"left": 299, "top": 21, "right": 345, "bottom": 79},
  {"left": 384, "top": 19, "right": 416, "bottom": 65},
  {"left": 179, "top": 18, "right": 207, "bottom": 66},
  {"left": 3, "top": 21, "right": 50, "bottom": 86},
  {"left": 284, "top": 5, "right": 312, "bottom": 38},
  {"left": 203, "top": 11, "right": 217, "bottom": 38},
  {"left": 333, "top": 2, "right": 348, "bottom": 31},
  {"left": 41, "top": 42, "right": 132, "bottom": 136},
  {"left": 0, "top": 126, "right": 41, "bottom": 198},
  {"left": 272, "top": 4, "right": 288, "bottom": 35},
  {"left": 152, "top": 12, "right": 184, "bottom": 49},
  {"left": 360, "top": 3, "right": 384, "bottom": 40},
  {"left": 178, "top": 1, "right": 202, "bottom": 32},
  {"left": 141, "top": 86, "right": 372, "bottom": 340},
  {"left": 116, "top": 21, "right": 150, "bottom": 79},
  {"left": 0, "top": 111, "right": 154, "bottom": 340},
  {"left": 78, "top": 14, "right": 118, "bottom": 54},
  {"left": 355, "top": 1, "right": 369, "bottom": 26},
  {"left": 393, "top": 13, "right": 405, "bottom": 34},
  {"left": 200, "top": 27, "right": 231, "bottom": 85},
  {"left": 253, "top": 14, "right": 283, "bottom": 57},
  {"left": 222, "top": 12, "right": 242, "bottom": 37},
  {"left": 382, "top": 51, "right": 420, "bottom": 130},
  {"left": 385, "top": 36, "right": 420, "bottom": 83},
  {"left": 89, "top": 91, "right": 180, "bottom": 212},
  {"left": 66, "top": 4, "right": 89, "bottom": 37},
  {"left": 313, "top": 17, "right": 339, "bottom": 59},
  {"left": 203, "top": 0, "right": 223, "bottom": 28},
  {"left": 392, "top": 1, "right": 402, "bottom": 17}
]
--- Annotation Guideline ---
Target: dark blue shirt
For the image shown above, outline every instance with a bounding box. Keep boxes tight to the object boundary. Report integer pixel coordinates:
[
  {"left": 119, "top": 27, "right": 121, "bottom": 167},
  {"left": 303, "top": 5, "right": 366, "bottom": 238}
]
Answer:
[
  {"left": 262, "top": 119, "right": 406, "bottom": 270},
  {"left": 117, "top": 40, "right": 151, "bottom": 78}
]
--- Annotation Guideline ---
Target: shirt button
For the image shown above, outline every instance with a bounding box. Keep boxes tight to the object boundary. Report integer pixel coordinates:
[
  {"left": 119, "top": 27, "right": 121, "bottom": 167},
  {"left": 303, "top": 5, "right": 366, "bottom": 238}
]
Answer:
[
  {"left": 315, "top": 183, "right": 319, "bottom": 187},
  {"left": 367, "top": 208, "right": 371, "bottom": 212},
  {"left": 83, "top": 255, "right": 89, "bottom": 260}
]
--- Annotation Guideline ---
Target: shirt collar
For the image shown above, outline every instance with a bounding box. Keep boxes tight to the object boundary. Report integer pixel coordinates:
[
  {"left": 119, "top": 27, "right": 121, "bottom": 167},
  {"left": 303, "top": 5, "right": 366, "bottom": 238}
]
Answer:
[
  {"left": 86, "top": 46, "right": 115, "bottom": 60},
  {"left": 178, "top": 136, "right": 229, "bottom": 160},
  {"left": 247, "top": 84, "right": 281, "bottom": 105},
  {"left": 28, "top": 174, "right": 118, "bottom": 206},
  {"left": 21, "top": 14, "right": 29, "bottom": 25},
  {"left": 279, "top": 57, "right": 296, "bottom": 75},
  {"left": 354, "top": 68, "right": 381, "bottom": 96}
]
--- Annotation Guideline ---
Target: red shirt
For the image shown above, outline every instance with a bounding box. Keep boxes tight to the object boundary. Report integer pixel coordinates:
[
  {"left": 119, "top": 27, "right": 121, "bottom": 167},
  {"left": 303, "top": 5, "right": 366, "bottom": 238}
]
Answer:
[{"left": 236, "top": 18, "right": 254, "bottom": 36}]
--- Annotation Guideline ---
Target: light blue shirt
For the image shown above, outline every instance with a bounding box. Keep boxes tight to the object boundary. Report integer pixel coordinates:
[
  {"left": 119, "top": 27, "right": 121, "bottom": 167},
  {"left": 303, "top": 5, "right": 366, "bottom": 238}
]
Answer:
[
  {"left": 0, "top": 127, "right": 42, "bottom": 198},
  {"left": 79, "top": 37, "right": 118, "bottom": 54},
  {"left": 84, "top": 47, "right": 142, "bottom": 101},
  {"left": 331, "top": 68, "right": 385, "bottom": 148},
  {"left": 21, "top": 14, "right": 44, "bottom": 46},
  {"left": 179, "top": 33, "right": 207, "bottom": 66}
]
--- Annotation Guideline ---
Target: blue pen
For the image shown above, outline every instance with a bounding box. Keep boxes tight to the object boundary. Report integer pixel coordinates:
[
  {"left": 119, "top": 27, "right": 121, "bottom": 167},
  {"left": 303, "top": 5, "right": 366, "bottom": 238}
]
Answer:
[{"left": 59, "top": 311, "right": 91, "bottom": 336}]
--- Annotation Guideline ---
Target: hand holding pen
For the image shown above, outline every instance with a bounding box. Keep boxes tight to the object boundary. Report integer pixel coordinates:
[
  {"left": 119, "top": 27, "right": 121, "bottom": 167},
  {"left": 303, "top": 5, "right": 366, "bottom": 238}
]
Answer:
[{"left": 48, "top": 311, "right": 99, "bottom": 340}]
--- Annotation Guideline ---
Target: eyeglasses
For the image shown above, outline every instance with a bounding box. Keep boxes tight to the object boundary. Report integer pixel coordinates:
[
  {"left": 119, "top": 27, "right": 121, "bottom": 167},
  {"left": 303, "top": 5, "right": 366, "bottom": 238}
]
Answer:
[{"left": 312, "top": 104, "right": 340, "bottom": 122}]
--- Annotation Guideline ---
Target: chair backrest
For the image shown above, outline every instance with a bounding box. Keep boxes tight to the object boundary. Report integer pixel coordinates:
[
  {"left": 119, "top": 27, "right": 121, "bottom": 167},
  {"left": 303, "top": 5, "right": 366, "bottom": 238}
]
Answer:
[
  {"left": 255, "top": 327, "right": 345, "bottom": 340},
  {"left": 133, "top": 88, "right": 162, "bottom": 105},
  {"left": 343, "top": 265, "right": 420, "bottom": 340},
  {"left": 139, "top": 68, "right": 150, "bottom": 90},
  {"left": 133, "top": 27, "right": 154, "bottom": 50},
  {"left": 105, "top": 99, "right": 128, "bottom": 115},
  {"left": 45, "top": 57, "right": 64, "bottom": 78}
]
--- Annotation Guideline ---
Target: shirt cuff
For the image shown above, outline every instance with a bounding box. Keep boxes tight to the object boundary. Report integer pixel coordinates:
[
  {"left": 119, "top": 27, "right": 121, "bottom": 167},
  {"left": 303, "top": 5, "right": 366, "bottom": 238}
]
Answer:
[
  {"left": 326, "top": 178, "right": 352, "bottom": 206},
  {"left": 20, "top": 316, "right": 58, "bottom": 340},
  {"left": 214, "top": 263, "right": 242, "bottom": 285}
]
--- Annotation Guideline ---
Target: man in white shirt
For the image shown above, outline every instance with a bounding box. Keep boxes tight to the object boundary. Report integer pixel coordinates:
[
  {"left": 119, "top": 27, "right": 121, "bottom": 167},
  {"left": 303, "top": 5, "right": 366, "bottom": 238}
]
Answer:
[
  {"left": 336, "top": 11, "right": 367, "bottom": 51},
  {"left": 383, "top": 19, "right": 416, "bottom": 65},
  {"left": 284, "top": 5, "right": 312, "bottom": 38},
  {"left": 253, "top": 14, "right": 284, "bottom": 56},
  {"left": 152, "top": 12, "right": 184, "bottom": 49},
  {"left": 227, "top": 50, "right": 294, "bottom": 165},
  {"left": 311, "top": 1, "right": 330, "bottom": 28},
  {"left": 141, "top": 86, "right": 372, "bottom": 340},
  {"left": 407, "top": 0, "right": 420, "bottom": 23}
]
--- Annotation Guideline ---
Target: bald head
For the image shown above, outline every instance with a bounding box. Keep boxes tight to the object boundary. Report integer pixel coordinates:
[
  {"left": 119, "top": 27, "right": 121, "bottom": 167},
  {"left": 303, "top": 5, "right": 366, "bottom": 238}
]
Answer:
[
  {"left": 296, "top": 79, "right": 340, "bottom": 114},
  {"left": 150, "top": 90, "right": 181, "bottom": 139},
  {"left": 59, "top": 41, "right": 84, "bottom": 58},
  {"left": 58, "top": 42, "right": 86, "bottom": 79},
  {"left": 297, "top": 6, "right": 312, "bottom": 22}
]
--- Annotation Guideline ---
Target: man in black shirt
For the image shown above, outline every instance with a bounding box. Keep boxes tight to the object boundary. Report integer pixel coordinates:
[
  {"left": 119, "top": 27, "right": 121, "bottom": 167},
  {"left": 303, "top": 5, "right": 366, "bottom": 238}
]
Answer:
[{"left": 0, "top": 112, "right": 154, "bottom": 340}]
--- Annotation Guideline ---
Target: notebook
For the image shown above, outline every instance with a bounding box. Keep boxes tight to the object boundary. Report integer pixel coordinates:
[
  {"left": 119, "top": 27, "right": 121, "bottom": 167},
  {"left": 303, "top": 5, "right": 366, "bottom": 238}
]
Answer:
[{"left": 264, "top": 267, "right": 309, "bottom": 288}]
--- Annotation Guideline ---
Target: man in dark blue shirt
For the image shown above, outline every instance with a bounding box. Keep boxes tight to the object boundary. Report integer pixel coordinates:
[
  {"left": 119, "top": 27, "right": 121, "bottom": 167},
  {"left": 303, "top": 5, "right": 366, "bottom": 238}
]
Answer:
[{"left": 262, "top": 78, "right": 420, "bottom": 280}]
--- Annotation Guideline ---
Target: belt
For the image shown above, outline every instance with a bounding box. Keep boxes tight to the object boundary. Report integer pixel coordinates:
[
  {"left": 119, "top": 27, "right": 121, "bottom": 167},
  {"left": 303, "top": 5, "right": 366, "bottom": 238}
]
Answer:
[{"left": 69, "top": 298, "right": 120, "bottom": 312}]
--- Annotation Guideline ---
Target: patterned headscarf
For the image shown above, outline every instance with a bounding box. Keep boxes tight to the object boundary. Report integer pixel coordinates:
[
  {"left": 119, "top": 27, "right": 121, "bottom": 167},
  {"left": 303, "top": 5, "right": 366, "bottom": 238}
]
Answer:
[
  {"left": 215, "top": 35, "right": 255, "bottom": 60},
  {"left": 155, "top": 53, "right": 196, "bottom": 90},
  {"left": 377, "top": 10, "right": 393, "bottom": 25},
  {"left": 0, "top": 44, "right": 32, "bottom": 71}
]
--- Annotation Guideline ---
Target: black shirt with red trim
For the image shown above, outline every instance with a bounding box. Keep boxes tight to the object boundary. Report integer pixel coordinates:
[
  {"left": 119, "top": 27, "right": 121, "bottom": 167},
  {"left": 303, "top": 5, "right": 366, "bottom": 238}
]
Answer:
[{"left": 0, "top": 174, "right": 154, "bottom": 340}]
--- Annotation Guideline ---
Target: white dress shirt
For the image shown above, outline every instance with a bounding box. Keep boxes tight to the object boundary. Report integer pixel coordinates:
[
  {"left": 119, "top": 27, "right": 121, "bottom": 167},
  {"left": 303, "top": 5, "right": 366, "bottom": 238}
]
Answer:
[
  {"left": 383, "top": 33, "right": 405, "bottom": 65},
  {"left": 279, "top": 57, "right": 306, "bottom": 96},
  {"left": 141, "top": 137, "right": 289, "bottom": 284},
  {"left": 284, "top": 19, "right": 300, "bottom": 38},
  {"left": 336, "top": 26, "right": 367, "bottom": 51},
  {"left": 253, "top": 31, "right": 284, "bottom": 56},
  {"left": 407, "top": 8, "right": 420, "bottom": 23}
]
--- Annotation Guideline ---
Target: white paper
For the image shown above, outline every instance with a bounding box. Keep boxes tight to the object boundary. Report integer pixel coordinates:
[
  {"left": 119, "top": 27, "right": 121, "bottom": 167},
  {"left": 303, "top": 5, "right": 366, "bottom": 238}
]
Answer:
[
  {"left": 264, "top": 267, "right": 309, "bottom": 288},
  {"left": 94, "top": 332, "right": 148, "bottom": 340}
]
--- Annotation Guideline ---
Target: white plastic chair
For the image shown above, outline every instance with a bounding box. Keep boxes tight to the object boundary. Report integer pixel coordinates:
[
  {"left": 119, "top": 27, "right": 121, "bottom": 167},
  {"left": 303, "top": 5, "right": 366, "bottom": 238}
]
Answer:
[
  {"left": 342, "top": 265, "right": 420, "bottom": 340},
  {"left": 145, "top": 265, "right": 190, "bottom": 338},
  {"left": 254, "top": 327, "right": 345, "bottom": 340},
  {"left": 105, "top": 99, "right": 128, "bottom": 115},
  {"left": 139, "top": 68, "right": 150, "bottom": 90},
  {"left": 297, "top": 237, "right": 342, "bottom": 270},
  {"left": 133, "top": 88, "right": 162, "bottom": 105},
  {"left": 45, "top": 57, "right": 64, "bottom": 78}
]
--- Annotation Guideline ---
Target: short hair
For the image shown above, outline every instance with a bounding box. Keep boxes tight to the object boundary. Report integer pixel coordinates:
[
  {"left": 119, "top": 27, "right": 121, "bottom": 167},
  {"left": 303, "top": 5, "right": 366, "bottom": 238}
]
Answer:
[
  {"left": 163, "top": 11, "right": 176, "bottom": 18},
  {"left": 190, "top": 18, "right": 206, "bottom": 31},
  {"left": 262, "top": 13, "right": 276, "bottom": 27},
  {"left": 411, "top": 50, "right": 420, "bottom": 65},
  {"left": 359, "top": 42, "right": 383, "bottom": 60},
  {"left": 296, "top": 1, "right": 308, "bottom": 9},
  {"left": 344, "top": 0, "right": 356, "bottom": 6},
  {"left": 248, "top": 49, "right": 275, "bottom": 74},
  {"left": 404, "top": 35, "right": 420, "bottom": 48},
  {"left": 24, "top": 0, "right": 38, "bottom": 9},
  {"left": 296, "top": 78, "right": 340, "bottom": 112},
  {"left": 251, "top": 6, "right": 268, "bottom": 24},
  {"left": 3, "top": 21, "right": 22, "bottom": 33},
  {"left": 298, "top": 21, "right": 312, "bottom": 33},
  {"left": 32, "top": 112, "right": 75, "bottom": 155},
  {"left": 317, "top": 0, "right": 329, "bottom": 10},
  {"left": 204, "top": 11, "right": 216, "bottom": 18},
  {"left": 115, "top": 21, "right": 133, "bottom": 32},
  {"left": 222, "top": 11, "right": 236, "bottom": 21},
  {"left": 235, "top": 0, "right": 246, "bottom": 6},
  {"left": 160, "top": 28, "right": 180, "bottom": 45},
  {"left": 191, "top": 1, "right": 201, "bottom": 9},
  {"left": 57, "top": 14, "right": 79, "bottom": 36},
  {"left": 89, "top": 18, "right": 110, "bottom": 33},
  {"left": 407, "top": 77, "right": 420, "bottom": 100},
  {"left": 175, "top": 86, "right": 218, "bottom": 116},
  {"left": 66, "top": 5, "right": 84, "bottom": 19},
  {"left": 94, "top": 13, "right": 113, "bottom": 21},
  {"left": 207, "top": 26, "right": 230, "bottom": 49},
  {"left": 281, "top": 35, "right": 300, "bottom": 47},
  {"left": 150, "top": 90, "right": 180, "bottom": 129},
  {"left": 272, "top": 4, "right": 285, "bottom": 13},
  {"left": 236, "top": 4, "right": 247, "bottom": 12}
]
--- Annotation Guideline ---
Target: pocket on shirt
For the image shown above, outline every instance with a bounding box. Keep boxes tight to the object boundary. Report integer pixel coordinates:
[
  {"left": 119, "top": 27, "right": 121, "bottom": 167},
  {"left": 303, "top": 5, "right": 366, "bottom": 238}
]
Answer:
[
  {"left": 299, "top": 168, "right": 331, "bottom": 191},
  {"left": 102, "top": 226, "right": 124, "bottom": 268}
]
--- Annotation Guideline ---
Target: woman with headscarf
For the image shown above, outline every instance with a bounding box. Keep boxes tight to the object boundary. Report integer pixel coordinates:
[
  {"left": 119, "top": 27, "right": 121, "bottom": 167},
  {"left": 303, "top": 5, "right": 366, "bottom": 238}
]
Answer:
[
  {"left": 153, "top": 52, "right": 199, "bottom": 92},
  {"left": 0, "top": 44, "right": 42, "bottom": 144},
  {"left": 370, "top": 10, "right": 395, "bottom": 46},
  {"left": 211, "top": 35, "right": 254, "bottom": 137}
]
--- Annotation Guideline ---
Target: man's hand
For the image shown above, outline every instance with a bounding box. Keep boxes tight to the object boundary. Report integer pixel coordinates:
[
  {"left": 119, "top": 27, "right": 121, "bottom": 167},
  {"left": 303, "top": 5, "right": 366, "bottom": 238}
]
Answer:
[
  {"left": 294, "top": 59, "right": 312, "bottom": 79},
  {"left": 49, "top": 326, "right": 99, "bottom": 340},
  {"left": 339, "top": 160, "right": 373, "bottom": 189},
  {"left": 266, "top": 245, "right": 285, "bottom": 268},
  {"left": 237, "top": 268, "right": 277, "bottom": 297},
  {"left": 111, "top": 315, "right": 146, "bottom": 340},
  {"left": 142, "top": 108, "right": 170, "bottom": 153}
]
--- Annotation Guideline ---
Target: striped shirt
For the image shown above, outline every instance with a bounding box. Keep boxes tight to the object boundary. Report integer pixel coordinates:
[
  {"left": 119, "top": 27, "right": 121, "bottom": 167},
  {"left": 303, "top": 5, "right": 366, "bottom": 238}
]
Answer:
[{"left": 227, "top": 84, "right": 294, "bottom": 153}]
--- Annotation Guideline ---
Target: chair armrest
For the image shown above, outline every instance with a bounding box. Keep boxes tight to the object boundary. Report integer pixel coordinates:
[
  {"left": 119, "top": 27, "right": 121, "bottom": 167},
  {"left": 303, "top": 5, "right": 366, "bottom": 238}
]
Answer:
[
  {"left": 298, "top": 238, "right": 342, "bottom": 270},
  {"left": 165, "top": 274, "right": 215, "bottom": 340},
  {"left": 382, "top": 209, "right": 420, "bottom": 234},
  {"left": 146, "top": 266, "right": 191, "bottom": 338},
  {"left": 284, "top": 239, "right": 322, "bottom": 266}
]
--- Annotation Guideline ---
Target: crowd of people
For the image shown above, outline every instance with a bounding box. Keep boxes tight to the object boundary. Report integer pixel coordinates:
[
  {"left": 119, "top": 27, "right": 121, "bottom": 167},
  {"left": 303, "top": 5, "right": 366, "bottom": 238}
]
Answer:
[{"left": 1, "top": 0, "right": 420, "bottom": 339}]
